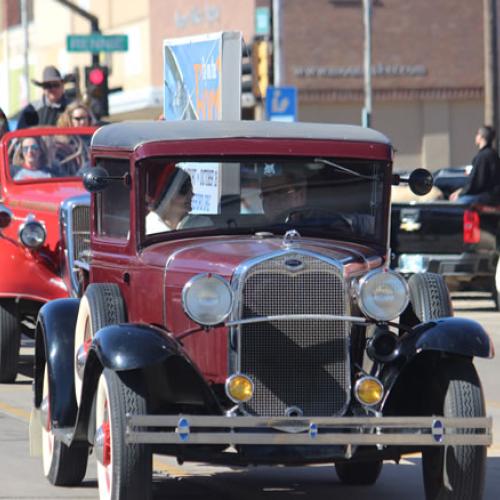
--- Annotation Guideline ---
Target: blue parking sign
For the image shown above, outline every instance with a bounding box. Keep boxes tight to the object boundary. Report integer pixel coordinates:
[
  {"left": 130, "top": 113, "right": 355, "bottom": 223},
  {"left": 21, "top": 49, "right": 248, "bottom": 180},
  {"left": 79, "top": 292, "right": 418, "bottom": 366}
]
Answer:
[{"left": 265, "top": 86, "right": 297, "bottom": 122}]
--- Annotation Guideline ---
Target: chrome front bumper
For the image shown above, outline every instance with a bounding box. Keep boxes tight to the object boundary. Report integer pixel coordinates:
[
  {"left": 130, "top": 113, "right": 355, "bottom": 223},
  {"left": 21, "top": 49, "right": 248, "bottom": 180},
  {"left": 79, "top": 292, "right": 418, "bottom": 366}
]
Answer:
[{"left": 126, "top": 415, "right": 492, "bottom": 447}]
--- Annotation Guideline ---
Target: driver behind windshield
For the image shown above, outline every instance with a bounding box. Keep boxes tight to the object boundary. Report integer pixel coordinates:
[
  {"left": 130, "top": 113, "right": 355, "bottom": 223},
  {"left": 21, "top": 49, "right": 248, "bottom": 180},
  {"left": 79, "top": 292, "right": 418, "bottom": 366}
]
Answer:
[{"left": 260, "top": 166, "right": 307, "bottom": 222}]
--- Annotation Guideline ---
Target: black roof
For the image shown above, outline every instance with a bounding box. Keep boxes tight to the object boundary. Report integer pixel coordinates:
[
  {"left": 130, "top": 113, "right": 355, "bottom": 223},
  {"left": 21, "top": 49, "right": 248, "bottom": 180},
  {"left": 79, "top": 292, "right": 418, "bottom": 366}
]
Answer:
[{"left": 91, "top": 120, "right": 391, "bottom": 151}]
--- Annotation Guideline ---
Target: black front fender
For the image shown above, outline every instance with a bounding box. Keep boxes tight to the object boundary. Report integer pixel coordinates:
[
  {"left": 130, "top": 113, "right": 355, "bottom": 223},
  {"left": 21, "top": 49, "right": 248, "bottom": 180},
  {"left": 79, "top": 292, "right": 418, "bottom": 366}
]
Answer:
[
  {"left": 71, "top": 323, "right": 222, "bottom": 444},
  {"left": 381, "top": 316, "right": 493, "bottom": 414},
  {"left": 90, "top": 323, "right": 183, "bottom": 370},
  {"left": 34, "top": 298, "right": 80, "bottom": 427},
  {"left": 404, "top": 316, "right": 494, "bottom": 359}
]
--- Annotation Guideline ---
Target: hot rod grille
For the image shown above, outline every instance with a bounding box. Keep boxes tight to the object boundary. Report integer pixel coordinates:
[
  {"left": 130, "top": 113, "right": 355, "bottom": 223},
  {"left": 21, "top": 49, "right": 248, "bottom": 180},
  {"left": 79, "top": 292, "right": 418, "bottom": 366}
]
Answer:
[
  {"left": 239, "top": 253, "right": 349, "bottom": 417},
  {"left": 71, "top": 204, "right": 91, "bottom": 263}
]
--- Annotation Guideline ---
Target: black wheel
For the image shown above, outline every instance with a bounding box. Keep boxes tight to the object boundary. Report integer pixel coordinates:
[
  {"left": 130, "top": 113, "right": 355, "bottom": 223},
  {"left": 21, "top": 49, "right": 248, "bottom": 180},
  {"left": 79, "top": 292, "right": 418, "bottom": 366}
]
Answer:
[
  {"left": 335, "top": 459, "right": 383, "bottom": 485},
  {"left": 0, "top": 300, "right": 20, "bottom": 383},
  {"left": 41, "top": 365, "right": 88, "bottom": 485},
  {"left": 422, "top": 360, "right": 486, "bottom": 500},
  {"left": 74, "top": 284, "right": 126, "bottom": 404},
  {"left": 401, "top": 272, "right": 453, "bottom": 326},
  {"left": 95, "top": 368, "right": 152, "bottom": 500}
]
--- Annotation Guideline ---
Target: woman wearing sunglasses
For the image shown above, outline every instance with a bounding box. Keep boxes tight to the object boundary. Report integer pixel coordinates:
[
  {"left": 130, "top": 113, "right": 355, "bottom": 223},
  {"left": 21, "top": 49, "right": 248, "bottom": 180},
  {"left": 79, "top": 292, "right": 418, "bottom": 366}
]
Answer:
[
  {"left": 56, "top": 101, "right": 94, "bottom": 128},
  {"left": 11, "top": 136, "right": 52, "bottom": 181}
]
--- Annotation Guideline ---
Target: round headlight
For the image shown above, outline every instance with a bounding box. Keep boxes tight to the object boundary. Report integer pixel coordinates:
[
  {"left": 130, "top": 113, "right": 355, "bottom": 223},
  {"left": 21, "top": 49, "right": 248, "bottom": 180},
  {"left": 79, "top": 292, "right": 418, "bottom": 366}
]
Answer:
[
  {"left": 357, "top": 269, "right": 409, "bottom": 321},
  {"left": 182, "top": 273, "right": 233, "bottom": 326},
  {"left": 19, "top": 220, "right": 46, "bottom": 249}
]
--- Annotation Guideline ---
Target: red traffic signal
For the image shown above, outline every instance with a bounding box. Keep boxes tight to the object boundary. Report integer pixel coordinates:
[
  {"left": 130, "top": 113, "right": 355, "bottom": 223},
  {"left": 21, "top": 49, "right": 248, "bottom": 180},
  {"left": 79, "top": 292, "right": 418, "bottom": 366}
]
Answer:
[
  {"left": 85, "top": 65, "right": 109, "bottom": 118},
  {"left": 88, "top": 67, "right": 105, "bottom": 86}
]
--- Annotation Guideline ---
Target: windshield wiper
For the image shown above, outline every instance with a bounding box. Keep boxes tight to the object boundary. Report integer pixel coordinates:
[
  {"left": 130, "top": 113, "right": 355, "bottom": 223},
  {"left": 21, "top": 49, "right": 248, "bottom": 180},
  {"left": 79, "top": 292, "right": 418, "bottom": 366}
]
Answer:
[{"left": 313, "top": 158, "right": 377, "bottom": 180}]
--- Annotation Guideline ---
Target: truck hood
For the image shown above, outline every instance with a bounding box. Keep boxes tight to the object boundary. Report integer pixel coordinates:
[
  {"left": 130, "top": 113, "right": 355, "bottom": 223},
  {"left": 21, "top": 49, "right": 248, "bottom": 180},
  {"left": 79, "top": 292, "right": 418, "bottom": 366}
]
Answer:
[
  {"left": 4, "top": 181, "right": 85, "bottom": 214},
  {"left": 142, "top": 235, "right": 384, "bottom": 285}
]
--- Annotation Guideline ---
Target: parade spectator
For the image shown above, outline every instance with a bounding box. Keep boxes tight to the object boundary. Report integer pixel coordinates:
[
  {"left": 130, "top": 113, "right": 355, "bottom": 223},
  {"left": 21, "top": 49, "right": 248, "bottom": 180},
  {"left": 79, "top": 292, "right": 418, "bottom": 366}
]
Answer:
[
  {"left": 56, "top": 101, "right": 94, "bottom": 128},
  {"left": 450, "top": 125, "right": 500, "bottom": 203},
  {"left": 17, "top": 66, "right": 70, "bottom": 129},
  {"left": 11, "top": 136, "right": 52, "bottom": 180},
  {"left": 0, "top": 107, "right": 10, "bottom": 139}
]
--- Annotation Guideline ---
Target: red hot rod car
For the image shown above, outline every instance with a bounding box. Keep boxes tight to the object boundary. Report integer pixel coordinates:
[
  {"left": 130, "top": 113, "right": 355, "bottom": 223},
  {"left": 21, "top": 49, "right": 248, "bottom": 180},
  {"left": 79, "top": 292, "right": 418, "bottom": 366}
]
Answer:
[
  {"left": 31, "top": 121, "right": 492, "bottom": 500},
  {"left": 0, "top": 126, "right": 94, "bottom": 382}
]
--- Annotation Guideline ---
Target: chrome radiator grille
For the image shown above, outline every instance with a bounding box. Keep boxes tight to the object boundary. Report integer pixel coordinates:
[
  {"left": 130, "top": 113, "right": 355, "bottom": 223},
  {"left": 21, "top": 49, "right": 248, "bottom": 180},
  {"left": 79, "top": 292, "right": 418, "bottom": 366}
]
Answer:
[
  {"left": 60, "top": 194, "right": 91, "bottom": 297},
  {"left": 71, "top": 204, "right": 91, "bottom": 264},
  {"left": 238, "top": 253, "right": 350, "bottom": 417}
]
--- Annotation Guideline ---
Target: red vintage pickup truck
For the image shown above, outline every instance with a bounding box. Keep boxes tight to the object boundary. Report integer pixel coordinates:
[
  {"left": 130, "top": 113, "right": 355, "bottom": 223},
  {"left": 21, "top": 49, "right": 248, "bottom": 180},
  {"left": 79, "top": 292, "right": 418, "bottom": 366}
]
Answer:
[
  {"left": 0, "top": 126, "right": 95, "bottom": 381},
  {"left": 30, "top": 120, "right": 492, "bottom": 500}
]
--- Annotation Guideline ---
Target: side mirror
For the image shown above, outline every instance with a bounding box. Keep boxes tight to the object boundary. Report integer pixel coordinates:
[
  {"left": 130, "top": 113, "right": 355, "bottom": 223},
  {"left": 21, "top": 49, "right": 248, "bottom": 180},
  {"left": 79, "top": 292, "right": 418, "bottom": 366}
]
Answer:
[
  {"left": 408, "top": 168, "right": 433, "bottom": 195},
  {"left": 81, "top": 166, "right": 110, "bottom": 192},
  {"left": 81, "top": 166, "right": 130, "bottom": 193}
]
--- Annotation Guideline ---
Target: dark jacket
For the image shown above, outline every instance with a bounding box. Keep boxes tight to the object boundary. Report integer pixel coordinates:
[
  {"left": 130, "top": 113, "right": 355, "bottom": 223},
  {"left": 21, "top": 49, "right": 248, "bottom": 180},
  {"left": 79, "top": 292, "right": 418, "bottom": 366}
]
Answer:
[
  {"left": 461, "top": 145, "right": 500, "bottom": 197},
  {"left": 17, "top": 94, "right": 69, "bottom": 129}
]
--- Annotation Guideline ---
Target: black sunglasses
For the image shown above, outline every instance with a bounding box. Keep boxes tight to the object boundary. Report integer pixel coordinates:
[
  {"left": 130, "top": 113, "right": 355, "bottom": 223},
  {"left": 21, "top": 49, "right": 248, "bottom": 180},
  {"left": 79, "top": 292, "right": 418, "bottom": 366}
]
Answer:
[{"left": 42, "top": 82, "right": 62, "bottom": 90}]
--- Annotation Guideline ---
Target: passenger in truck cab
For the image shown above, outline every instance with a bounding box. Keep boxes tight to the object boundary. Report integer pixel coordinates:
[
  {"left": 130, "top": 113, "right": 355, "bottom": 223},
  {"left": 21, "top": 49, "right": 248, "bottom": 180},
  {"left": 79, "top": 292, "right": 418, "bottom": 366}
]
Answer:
[
  {"left": 145, "top": 167, "right": 211, "bottom": 234},
  {"left": 11, "top": 136, "right": 52, "bottom": 181}
]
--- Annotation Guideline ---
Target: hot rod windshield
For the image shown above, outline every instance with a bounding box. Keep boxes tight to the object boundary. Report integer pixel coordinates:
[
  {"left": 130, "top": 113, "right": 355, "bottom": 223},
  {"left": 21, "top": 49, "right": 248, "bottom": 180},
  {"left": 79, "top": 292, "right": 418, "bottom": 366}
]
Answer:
[
  {"left": 141, "top": 157, "right": 388, "bottom": 245},
  {"left": 7, "top": 132, "right": 92, "bottom": 182}
]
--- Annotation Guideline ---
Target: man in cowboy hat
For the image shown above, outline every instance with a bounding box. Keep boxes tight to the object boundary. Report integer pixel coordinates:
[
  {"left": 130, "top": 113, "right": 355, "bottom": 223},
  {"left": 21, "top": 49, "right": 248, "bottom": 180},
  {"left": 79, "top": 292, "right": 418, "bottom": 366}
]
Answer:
[{"left": 17, "top": 65, "right": 71, "bottom": 129}]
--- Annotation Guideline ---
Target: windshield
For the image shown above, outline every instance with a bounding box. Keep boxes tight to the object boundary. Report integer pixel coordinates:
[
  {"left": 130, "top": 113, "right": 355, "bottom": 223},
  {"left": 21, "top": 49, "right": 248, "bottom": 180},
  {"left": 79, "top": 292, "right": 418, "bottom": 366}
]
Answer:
[
  {"left": 141, "top": 157, "right": 387, "bottom": 244},
  {"left": 7, "top": 132, "right": 92, "bottom": 182}
]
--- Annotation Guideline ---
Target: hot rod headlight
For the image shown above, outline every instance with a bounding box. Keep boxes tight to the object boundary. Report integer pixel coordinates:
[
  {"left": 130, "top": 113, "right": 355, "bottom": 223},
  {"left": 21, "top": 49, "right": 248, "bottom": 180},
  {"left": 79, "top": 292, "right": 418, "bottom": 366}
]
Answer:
[
  {"left": 357, "top": 269, "right": 409, "bottom": 321},
  {"left": 182, "top": 273, "right": 233, "bottom": 326},
  {"left": 19, "top": 219, "right": 46, "bottom": 249}
]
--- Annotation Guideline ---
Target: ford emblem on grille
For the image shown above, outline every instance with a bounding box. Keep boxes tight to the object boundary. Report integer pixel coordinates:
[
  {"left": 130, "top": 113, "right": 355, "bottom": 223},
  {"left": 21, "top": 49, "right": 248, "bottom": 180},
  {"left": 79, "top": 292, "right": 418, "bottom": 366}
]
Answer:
[{"left": 285, "top": 258, "right": 304, "bottom": 271}]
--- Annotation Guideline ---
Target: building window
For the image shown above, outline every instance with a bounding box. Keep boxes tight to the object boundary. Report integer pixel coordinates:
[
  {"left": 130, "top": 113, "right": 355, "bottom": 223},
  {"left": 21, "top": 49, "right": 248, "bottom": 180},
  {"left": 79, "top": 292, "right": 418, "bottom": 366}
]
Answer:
[{"left": 4, "top": 0, "right": 33, "bottom": 29}]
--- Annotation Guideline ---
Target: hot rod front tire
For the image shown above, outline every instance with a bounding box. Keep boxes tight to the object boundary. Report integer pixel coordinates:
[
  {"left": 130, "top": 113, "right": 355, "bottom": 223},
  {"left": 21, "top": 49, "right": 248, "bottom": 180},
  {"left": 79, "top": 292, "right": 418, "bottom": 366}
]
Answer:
[
  {"left": 95, "top": 368, "right": 152, "bottom": 500},
  {"left": 422, "top": 360, "right": 486, "bottom": 500},
  {"left": 41, "top": 365, "right": 88, "bottom": 486},
  {"left": 0, "top": 300, "right": 20, "bottom": 383},
  {"left": 335, "top": 459, "right": 383, "bottom": 485},
  {"left": 402, "top": 272, "right": 453, "bottom": 325},
  {"left": 74, "top": 284, "right": 126, "bottom": 404}
]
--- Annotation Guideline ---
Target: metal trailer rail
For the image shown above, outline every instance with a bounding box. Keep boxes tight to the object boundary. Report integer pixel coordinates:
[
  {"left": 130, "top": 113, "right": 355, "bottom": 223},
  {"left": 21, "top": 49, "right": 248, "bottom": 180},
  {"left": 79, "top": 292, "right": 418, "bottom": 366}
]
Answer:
[{"left": 126, "top": 414, "right": 492, "bottom": 446}]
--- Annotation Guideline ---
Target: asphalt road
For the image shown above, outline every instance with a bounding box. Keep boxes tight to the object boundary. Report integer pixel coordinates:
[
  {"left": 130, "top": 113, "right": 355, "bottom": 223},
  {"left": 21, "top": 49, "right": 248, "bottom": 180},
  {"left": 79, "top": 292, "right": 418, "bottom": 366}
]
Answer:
[{"left": 0, "top": 292, "right": 499, "bottom": 500}]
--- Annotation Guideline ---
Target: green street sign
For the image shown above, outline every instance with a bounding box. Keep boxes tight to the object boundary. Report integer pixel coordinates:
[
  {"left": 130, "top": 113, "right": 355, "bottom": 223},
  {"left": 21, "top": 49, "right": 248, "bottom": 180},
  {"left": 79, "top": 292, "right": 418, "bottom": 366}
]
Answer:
[
  {"left": 255, "top": 7, "right": 270, "bottom": 36},
  {"left": 67, "top": 34, "right": 128, "bottom": 53}
]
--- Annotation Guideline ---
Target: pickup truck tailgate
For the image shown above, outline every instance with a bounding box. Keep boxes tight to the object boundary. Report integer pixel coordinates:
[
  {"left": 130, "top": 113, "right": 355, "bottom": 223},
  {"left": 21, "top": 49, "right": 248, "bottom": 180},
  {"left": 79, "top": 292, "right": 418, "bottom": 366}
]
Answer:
[{"left": 391, "top": 202, "right": 466, "bottom": 255}]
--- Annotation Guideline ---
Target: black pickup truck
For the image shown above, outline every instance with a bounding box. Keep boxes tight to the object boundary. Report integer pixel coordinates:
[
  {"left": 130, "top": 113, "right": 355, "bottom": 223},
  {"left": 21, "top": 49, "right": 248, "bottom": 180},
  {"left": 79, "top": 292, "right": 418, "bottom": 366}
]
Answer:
[{"left": 391, "top": 170, "right": 500, "bottom": 308}]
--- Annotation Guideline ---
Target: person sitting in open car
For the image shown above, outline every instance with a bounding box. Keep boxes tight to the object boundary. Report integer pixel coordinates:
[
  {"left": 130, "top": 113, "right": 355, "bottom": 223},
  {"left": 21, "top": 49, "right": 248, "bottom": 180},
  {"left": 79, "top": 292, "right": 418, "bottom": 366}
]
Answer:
[{"left": 11, "top": 136, "right": 52, "bottom": 180}]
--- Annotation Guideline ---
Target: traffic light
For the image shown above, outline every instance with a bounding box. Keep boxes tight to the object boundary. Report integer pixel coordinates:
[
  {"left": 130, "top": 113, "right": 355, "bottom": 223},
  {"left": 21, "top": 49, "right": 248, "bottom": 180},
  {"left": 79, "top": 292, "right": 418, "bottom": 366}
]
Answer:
[
  {"left": 85, "top": 65, "right": 109, "bottom": 119},
  {"left": 252, "top": 40, "right": 270, "bottom": 99},
  {"left": 241, "top": 44, "right": 253, "bottom": 94}
]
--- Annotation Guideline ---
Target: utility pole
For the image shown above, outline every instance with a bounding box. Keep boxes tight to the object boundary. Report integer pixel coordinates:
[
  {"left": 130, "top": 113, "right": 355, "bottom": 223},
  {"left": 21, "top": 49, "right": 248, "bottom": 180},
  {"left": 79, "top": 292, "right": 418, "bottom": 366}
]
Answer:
[
  {"left": 362, "top": 0, "right": 372, "bottom": 128},
  {"left": 483, "top": 0, "right": 498, "bottom": 139},
  {"left": 272, "top": 0, "right": 282, "bottom": 87},
  {"left": 55, "top": 0, "right": 101, "bottom": 65},
  {"left": 21, "top": 0, "right": 30, "bottom": 104}
]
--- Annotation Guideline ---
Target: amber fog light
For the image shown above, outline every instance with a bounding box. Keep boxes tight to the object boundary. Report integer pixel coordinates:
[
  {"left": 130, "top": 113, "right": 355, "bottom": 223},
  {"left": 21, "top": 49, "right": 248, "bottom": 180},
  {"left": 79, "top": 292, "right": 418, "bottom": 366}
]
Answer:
[
  {"left": 355, "top": 376, "right": 384, "bottom": 406},
  {"left": 225, "top": 374, "right": 254, "bottom": 403}
]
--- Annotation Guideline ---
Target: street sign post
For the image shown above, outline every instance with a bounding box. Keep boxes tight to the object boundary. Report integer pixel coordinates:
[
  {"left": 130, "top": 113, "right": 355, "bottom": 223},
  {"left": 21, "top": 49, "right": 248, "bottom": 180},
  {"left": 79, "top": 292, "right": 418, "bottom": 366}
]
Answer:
[
  {"left": 67, "top": 34, "right": 128, "bottom": 53},
  {"left": 265, "top": 86, "right": 298, "bottom": 121}
]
